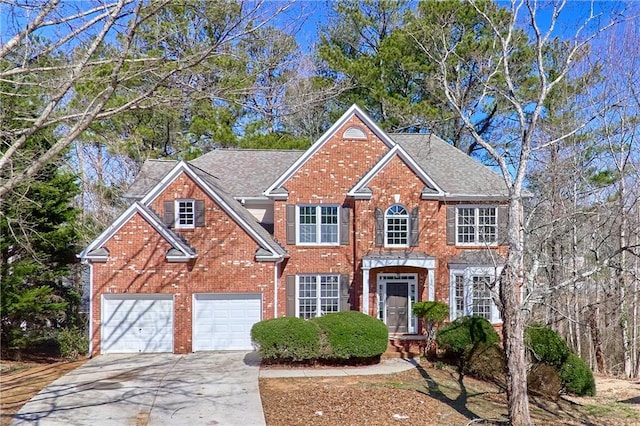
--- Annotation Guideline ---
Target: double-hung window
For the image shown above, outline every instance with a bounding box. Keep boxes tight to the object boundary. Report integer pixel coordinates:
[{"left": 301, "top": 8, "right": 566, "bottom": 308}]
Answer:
[
  {"left": 450, "top": 268, "right": 501, "bottom": 323},
  {"left": 297, "top": 275, "right": 340, "bottom": 319},
  {"left": 456, "top": 206, "right": 497, "bottom": 244},
  {"left": 176, "top": 199, "right": 195, "bottom": 229},
  {"left": 298, "top": 205, "right": 339, "bottom": 244},
  {"left": 385, "top": 205, "right": 409, "bottom": 247}
]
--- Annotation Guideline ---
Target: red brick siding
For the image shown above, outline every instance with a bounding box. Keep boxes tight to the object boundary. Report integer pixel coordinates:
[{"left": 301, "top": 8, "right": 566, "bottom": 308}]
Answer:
[{"left": 91, "top": 171, "right": 274, "bottom": 355}]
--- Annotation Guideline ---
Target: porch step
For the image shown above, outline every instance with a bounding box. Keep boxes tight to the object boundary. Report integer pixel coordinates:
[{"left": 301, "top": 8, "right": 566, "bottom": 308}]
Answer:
[{"left": 383, "top": 337, "right": 425, "bottom": 360}]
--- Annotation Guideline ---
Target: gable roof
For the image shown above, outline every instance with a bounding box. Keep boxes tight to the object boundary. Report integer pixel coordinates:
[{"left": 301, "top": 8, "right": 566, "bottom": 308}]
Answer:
[
  {"left": 190, "top": 149, "right": 303, "bottom": 198},
  {"left": 392, "top": 134, "right": 509, "bottom": 200},
  {"left": 78, "top": 202, "right": 197, "bottom": 262},
  {"left": 263, "top": 104, "right": 396, "bottom": 197},
  {"left": 124, "top": 160, "right": 177, "bottom": 199},
  {"left": 125, "top": 150, "right": 303, "bottom": 200},
  {"left": 347, "top": 144, "right": 445, "bottom": 199},
  {"left": 140, "top": 161, "right": 287, "bottom": 260}
]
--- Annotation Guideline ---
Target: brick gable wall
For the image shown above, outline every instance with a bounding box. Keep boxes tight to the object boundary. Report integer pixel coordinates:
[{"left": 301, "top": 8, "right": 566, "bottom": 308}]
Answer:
[{"left": 91, "top": 171, "right": 274, "bottom": 355}]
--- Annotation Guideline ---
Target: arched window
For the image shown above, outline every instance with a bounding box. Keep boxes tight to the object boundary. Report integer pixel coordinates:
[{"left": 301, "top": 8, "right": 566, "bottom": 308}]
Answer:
[
  {"left": 342, "top": 126, "right": 367, "bottom": 139},
  {"left": 385, "top": 205, "right": 409, "bottom": 246}
]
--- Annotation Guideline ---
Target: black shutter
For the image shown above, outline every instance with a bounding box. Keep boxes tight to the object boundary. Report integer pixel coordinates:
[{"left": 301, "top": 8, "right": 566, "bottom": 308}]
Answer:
[
  {"left": 374, "top": 207, "right": 384, "bottom": 247},
  {"left": 195, "top": 200, "right": 205, "bottom": 227},
  {"left": 498, "top": 205, "right": 508, "bottom": 245},
  {"left": 340, "top": 206, "right": 350, "bottom": 245},
  {"left": 286, "top": 204, "right": 296, "bottom": 244},
  {"left": 340, "top": 274, "right": 351, "bottom": 311},
  {"left": 446, "top": 205, "right": 455, "bottom": 245},
  {"left": 163, "top": 200, "right": 175, "bottom": 228},
  {"left": 410, "top": 207, "right": 419, "bottom": 247},
  {"left": 286, "top": 275, "right": 296, "bottom": 316}
]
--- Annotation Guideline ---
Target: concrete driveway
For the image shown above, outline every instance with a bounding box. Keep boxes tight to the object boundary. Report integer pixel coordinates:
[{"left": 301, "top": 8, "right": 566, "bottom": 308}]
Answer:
[{"left": 13, "top": 351, "right": 265, "bottom": 426}]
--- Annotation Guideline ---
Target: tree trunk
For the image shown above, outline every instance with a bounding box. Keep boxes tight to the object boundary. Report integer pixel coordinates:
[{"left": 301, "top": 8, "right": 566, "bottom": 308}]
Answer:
[
  {"left": 501, "top": 198, "right": 532, "bottom": 426},
  {"left": 588, "top": 305, "right": 606, "bottom": 374}
]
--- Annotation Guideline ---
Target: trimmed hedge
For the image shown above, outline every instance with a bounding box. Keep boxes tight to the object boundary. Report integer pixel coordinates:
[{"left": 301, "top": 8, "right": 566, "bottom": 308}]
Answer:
[
  {"left": 560, "top": 353, "right": 596, "bottom": 396},
  {"left": 525, "top": 324, "right": 596, "bottom": 397},
  {"left": 311, "top": 311, "right": 388, "bottom": 360},
  {"left": 251, "top": 317, "right": 321, "bottom": 361},
  {"left": 251, "top": 312, "right": 388, "bottom": 364},
  {"left": 436, "top": 316, "right": 500, "bottom": 356},
  {"left": 525, "top": 324, "right": 571, "bottom": 367}
]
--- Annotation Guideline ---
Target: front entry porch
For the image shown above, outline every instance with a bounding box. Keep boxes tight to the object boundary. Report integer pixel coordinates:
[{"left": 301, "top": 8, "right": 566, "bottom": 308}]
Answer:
[{"left": 361, "top": 252, "right": 436, "bottom": 335}]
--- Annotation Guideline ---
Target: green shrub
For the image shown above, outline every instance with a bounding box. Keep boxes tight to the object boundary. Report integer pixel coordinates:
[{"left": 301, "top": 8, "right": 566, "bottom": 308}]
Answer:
[
  {"left": 56, "top": 327, "right": 88, "bottom": 360},
  {"left": 560, "top": 353, "right": 596, "bottom": 396},
  {"left": 464, "top": 342, "right": 505, "bottom": 385},
  {"left": 525, "top": 324, "right": 571, "bottom": 367},
  {"left": 528, "top": 363, "right": 562, "bottom": 401},
  {"left": 436, "top": 316, "right": 500, "bottom": 356},
  {"left": 251, "top": 317, "right": 321, "bottom": 361},
  {"left": 412, "top": 301, "right": 449, "bottom": 326},
  {"left": 311, "top": 311, "right": 388, "bottom": 360}
]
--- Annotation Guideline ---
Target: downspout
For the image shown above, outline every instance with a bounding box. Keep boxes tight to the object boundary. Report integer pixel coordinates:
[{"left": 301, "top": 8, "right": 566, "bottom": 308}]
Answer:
[
  {"left": 274, "top": 257, "right": 284, "bottom": 318},
  {"left": 88, "top": 261, "right": 93, "bottom": 357}
]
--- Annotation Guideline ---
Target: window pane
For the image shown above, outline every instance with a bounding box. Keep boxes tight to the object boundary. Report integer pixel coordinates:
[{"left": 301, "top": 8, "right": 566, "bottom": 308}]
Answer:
[
  {"left": 457, "top": 208, "right": 475, "bottom": 243},
  {"left": 478, "top": 208, "right": 497, "bottom": 243},
  {"left": 298, "top": 276, "right": 317, "bottom": 319},
  {"left": 472, "top": 276, "right": 492, "bottom": 320},
  {"left": 386, "top": 217, "right": 408, "bottom": 245},
  {"left": 320, "top": 275, "right": 340, "bottom": 314},
  {"left": 320, "top": 206, "right": 338, "bottom": 243},
  {"left": 454, "top": 275, "right": 465, "bottom": 318},
  {"left": 386, "top": 205, "right": 409, "bottom": 246},
  {"left": 177, "top": 201, "right": 194, "bottom": 226},
  {"left": 299, "top": 207, "right": 317, "bottom": 243}
]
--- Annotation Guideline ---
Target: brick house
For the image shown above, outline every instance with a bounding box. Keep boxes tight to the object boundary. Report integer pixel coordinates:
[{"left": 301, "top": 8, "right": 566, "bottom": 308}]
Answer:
[{"left": 80, "top": 105, "right": 508, "bottom": 355}]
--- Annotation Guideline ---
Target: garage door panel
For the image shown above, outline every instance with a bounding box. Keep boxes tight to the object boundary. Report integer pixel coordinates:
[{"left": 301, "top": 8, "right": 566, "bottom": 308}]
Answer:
[
  {"left": 102, "top": 296, "right": 173, "bottom": 354},
  {"left": 193, "top": 294, "right": 261, "bottom": 351}
]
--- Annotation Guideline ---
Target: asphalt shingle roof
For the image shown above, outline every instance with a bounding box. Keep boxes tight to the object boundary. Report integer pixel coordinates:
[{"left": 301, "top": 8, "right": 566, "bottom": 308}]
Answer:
[
  {"left": 190, "top": 149, "right": 304, "bottom": 198},
  {"left": 125, "top": 136, "right": 508, "bottom": 201},
  {"left": 125, "top": 150, "right": 304, "bottom": 199},
  {"left": 391, "top": 134, "right": 509, "bottom": 198}
]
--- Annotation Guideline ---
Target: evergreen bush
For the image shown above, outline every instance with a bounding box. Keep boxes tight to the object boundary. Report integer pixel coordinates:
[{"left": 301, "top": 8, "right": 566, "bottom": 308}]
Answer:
[
  {"left": 251, "top": 317, "right": 321, "bottom": 361},
  {"left": 436, "top": 316, "right": 500, "bottom": 356},
  {"left": 525, "top": 324, "right": 571, "bottom": 367},
  {"left": 312, "top": 311, "right": 388, "bottom": 360},
  {"left": 560, "top": 353, "right": 596, "bottom": 396}
]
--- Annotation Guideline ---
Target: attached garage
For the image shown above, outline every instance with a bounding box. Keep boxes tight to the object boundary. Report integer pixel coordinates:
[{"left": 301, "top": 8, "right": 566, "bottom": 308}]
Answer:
[
  {"left": 193, "top": 293, "right": 262, "bottom": 351},
  {"left": 101, "top": 294, "right": 173, "bottom": 354}
]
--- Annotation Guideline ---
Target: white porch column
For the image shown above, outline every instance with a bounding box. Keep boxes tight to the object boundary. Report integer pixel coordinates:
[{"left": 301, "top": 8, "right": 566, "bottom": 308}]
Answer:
[
  {"left": 428, "top": 268, "right": 435, "bottom": 301},
  {"left": 362, "top": 267, "right": 370, "bottom": 315}
]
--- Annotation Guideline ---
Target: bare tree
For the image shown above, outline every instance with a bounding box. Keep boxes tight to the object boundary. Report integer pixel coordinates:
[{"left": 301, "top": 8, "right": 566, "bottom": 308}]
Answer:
[
  {"left": 410, "top": 1, "right": 627, "bottom": 424},
  {"left": 0, "top": 0, "right": 292, "bottom": 198}
]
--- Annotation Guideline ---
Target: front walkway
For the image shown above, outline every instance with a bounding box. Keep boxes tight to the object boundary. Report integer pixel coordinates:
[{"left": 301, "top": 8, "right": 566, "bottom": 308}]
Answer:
[{"left": 259, "top": 357, "right": 417, "bottom": 378}]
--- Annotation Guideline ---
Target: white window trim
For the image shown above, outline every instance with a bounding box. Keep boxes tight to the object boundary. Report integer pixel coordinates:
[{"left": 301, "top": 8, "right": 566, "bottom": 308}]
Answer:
[
  {"left": 295, "top": 205, "right": 340, "bottom": 246},
  {"left": 295, "top": 274, "right": 341, "bottom": 318},
  {"left": 175, "top": 199, "right": 195, "bottom": 229},
  {"left": 455, "top": 205, "right": 498, "bottom": 247},
  {"left": 449, "top": 266, "right": 502, "bottom": 323},
  {"left": 384, "top": 204, "right": 409, "bottom": 248}
]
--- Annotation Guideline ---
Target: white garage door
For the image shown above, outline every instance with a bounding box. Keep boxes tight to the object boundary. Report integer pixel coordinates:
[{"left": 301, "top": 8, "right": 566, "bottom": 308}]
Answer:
[
  {"left": 193, "top": 293, "right": 262, "bottom": 351},
  {"left": 102, "top": 295, "right": 173, "bottom": 354}
]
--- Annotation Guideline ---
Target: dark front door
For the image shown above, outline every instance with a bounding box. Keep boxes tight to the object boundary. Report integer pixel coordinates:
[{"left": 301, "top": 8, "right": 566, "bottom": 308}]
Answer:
[{"left": 386, "top": 282, "right": 408, "bottom": 333}]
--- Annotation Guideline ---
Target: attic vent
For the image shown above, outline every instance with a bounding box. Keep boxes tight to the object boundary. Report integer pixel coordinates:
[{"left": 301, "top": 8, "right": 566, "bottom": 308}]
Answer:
[{"left": 343, "top": 126, "right": 367, "bottom": 139}]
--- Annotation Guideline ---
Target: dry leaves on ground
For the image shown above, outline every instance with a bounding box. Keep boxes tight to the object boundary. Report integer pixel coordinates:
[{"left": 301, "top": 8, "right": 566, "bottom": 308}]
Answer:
[{"left": 260, "top": 362, "right": 640, "bottom": 426}]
